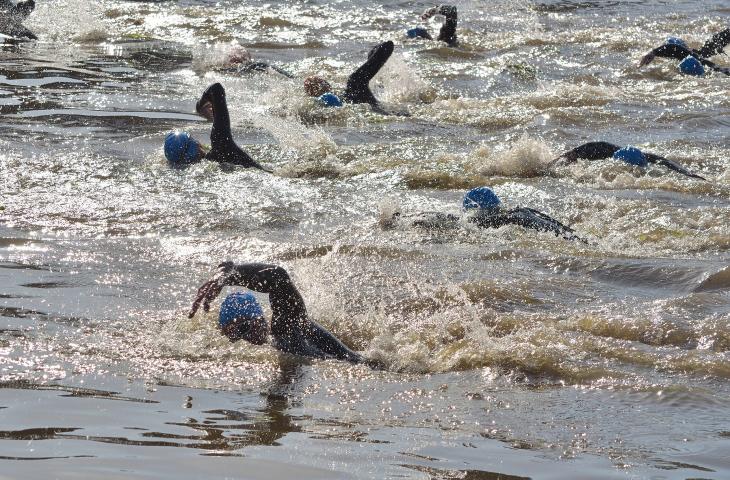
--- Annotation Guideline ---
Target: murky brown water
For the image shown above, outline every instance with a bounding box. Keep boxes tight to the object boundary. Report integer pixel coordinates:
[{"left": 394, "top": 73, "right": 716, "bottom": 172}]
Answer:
[{"left": 2, "top": 0, "right": 730, "bottom": 478}]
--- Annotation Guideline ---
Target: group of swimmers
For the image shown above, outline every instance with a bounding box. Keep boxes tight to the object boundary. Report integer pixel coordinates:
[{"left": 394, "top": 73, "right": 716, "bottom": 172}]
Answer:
[{"left": 4, "top": 1, "right": 729, "bottom": 367}]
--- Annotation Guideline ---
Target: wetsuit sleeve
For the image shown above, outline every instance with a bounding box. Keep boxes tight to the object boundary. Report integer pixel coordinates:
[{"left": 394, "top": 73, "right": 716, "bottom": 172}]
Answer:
[
  {"left": 557, "top": 141, "right": 621, "bottom": 163},
  {"left": 237, "top": 61, "right": 295, "bottom": 79},
  {"left": 343, "top": 40, "right": 394, "bottom": 107},
  {"left": 435, "top": 6, "right": 458, "bottom": 45},
  {"left": 644, "top": 153, "right": 706, "bottom": 180},
  {"left": 2, "top": 0, "right": 34, "bottom": 19},
  {"left": 410, "top": 212, "right": 461, "bottom": 230},
  {"left": 220, "top": 262, "right": 363, "bottom": 363},
  {"left": 504, "top": 208, "right": 586, "bottom": 242},
  {"left": 196, "top": 83, "right": 268, "bottom": 170},
  {"left": 697, "top": 28, "right": 730, "bottom": 58},
  {"left": 652, "top": 43, "right": 694, "bottom": 62}
]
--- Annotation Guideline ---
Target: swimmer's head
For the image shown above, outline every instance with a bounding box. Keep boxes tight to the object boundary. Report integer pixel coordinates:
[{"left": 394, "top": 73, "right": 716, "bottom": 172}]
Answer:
[
  {"left": 612, "top": 146, "right": 648, "bottom": 167},
  {"left": 463, "top": 187, "right": 501, "bottom": 212},
  {"left": 218, "top": 292, "right": 267, "bottom": 345},
  {"left": 304, "top": 76, "right": 332, "bottom": 97},
  {"left": 164, "top": 131, "right": 205, "bottom": 165},
  {"left": 318, "top": 92, "right": 342, "bottom": 107},
  {"left": 665, "top": 37, "right": 688, "bottom": 49},
  {"left": 226, "top": 45, "right": 252, "bottom": 64},
  {"left": 679, "top": 56, "right": 705, "bottom": 77}
]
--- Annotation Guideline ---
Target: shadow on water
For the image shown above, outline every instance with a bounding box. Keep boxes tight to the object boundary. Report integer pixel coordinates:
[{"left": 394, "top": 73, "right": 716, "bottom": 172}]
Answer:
[
  {"left": 0, "top": 365, "right": 306, "bottom": 453},
  {"left": 403, "top": 464, "right": 531, "bottom": 480},
  {"left": 0, "top": 380, "right": 159, "bottom": 403}
]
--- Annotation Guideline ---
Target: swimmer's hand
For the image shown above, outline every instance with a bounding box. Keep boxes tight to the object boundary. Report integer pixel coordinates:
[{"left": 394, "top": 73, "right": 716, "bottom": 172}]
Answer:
[
  {"left": 188, "top": 262, "right": 233, "bottom": 318},
  {"left": 196, "top": 100, "right": 214, "bottom": 122},
  {"left": 638, "top": 51, "right": 656, "bottom": 67},
  {"left": 421, "top": 6, "right": 439, "bottom": 21}
]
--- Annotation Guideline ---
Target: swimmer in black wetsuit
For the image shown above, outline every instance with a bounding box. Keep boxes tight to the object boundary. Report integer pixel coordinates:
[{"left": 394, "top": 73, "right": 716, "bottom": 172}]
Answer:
[
  {"left": 163, "top": 83, "right": 270, "bottom": 171},
  {"left": 638, "top": 30, "right": 730, "bottom": 76},
  {"left": 553, "top": 141, "right": 706, "bottom": 180},
  {"left": 214, "top": 45, "right": 294, "bottom": 78},
  {"left": 387, "top": 187, "right": 586, "bottom": 243},
  {"left": 303, "top": 40, "right": 399, "bottom": 113},
  {"left": 189, "top": 262, "right": 366, "bottom": 364},
  {"left": 0, "top": 0, "right": 37, "bottom": 40},
  {"left": 406, "top": 5, "right": 458, "bottom": 46}
]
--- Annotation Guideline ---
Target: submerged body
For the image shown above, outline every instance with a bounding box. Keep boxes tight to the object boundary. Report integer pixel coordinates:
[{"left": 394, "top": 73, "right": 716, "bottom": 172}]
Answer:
[
  {"left": 555, "top": 141, "right": 706, "bottom": 180},
  {"left": 190, "top": 262, "right": 365, "bottom": 364},
  {"left": 392, "top": 209, "right": 585, "bottom": 243},
  {"left": 639, "top": 29, "right": 730, "bottom": 76},
  {"left": 387, "top": 187, "right": 586, "bottom": 243}
]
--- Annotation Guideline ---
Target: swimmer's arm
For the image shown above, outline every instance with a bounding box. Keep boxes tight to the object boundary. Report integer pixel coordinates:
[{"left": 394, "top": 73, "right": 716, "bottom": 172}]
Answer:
[
  {"left": 644, "top": 153, "right": 707, "bottom": 180},
  {"left": 697, "top": 28, "right": 730, "bottom": 58},
  {"left": 639, "top": 44, "right": 692, "bottom": 67},
  {"left": 351, "top": 40, "right": 395, "bottom": 85},
  {"left": 4, "top": 0, "right": 34, "bottom": 18},
  {"left": 190, "top": 262, "right": 309, "bottom": 332},
  {"left": 434, "top": 6, "right": 458, "bottom": 45},
  {"left": 197, "top": 83, "right": 269, "bottom": 171},
  {"left": 307, "top": 320, "right": 364, "bottom": 364},
  {"left": 553, "top": 141, "right": 621, "bottom": 165},
  {"left": 507, "top": 208, "right": 587, "bottom": 243},
  {"left": 421, "top": 5, "right": 457, "bottom": 21}
]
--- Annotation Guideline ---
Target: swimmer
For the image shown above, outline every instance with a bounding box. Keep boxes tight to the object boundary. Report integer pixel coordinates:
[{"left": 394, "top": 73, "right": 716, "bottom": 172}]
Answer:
[
  {"left": 553, "top": 142, "right": 706, "bottom": 180},
  {"left": 304, "top": 40, "right": 400, "bottom": 113},
  {"left": 215, "top": 44, "right": 295, "bottom": 78},
  {"left": 0, "top": 0, "right": 37, "bottom": 40},
  {"left": 189, "top": 262, "right": 366, "bottom": 364},
  {"left": 406, "top": 5, "right": 458, "bottom": 46},
  {"left": 163, "top": 82, "right": 270, "bottom": 171},
  {"left": 638, "top": 29, "right": 730, "bottom": 76},
  {"left": 387, "top": 187, "right": 586, "bottom": 243}
]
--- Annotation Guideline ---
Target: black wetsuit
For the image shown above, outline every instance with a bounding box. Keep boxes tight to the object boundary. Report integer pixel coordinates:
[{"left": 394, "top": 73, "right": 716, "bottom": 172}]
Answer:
[
  {"left": 219, "top": 61, "right": 294, "bottom": 79},
  {"left": 396, "top": 208, "right": 585, "bottom": 242},
  {"left": 0, "top": 0, "right": 36, "bottom": 39},
  {"left": 196, "top": 83, "right": 268, "bottom": 170},
  {"left": 644, "top": 29, "right": 730, "bottom": 75},
  {"left": 434, "top": 5, "right": 458, "bottom": 45},
  {"left": 342, "top": 40, "right": 394, "bottom": 108},
  {"left": 557, "top": 141, "right": 706, "bottom": 180},
  {"left": 218, "top": 262, "right": 364, "bottom": 363}
]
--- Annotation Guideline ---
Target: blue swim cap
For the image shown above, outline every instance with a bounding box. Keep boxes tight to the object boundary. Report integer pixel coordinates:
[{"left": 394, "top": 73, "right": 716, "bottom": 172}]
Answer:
[
  {"left": 219, "top": 292, "right": 264, "bottom": 329},
  {"left": 164, "top": 131, "right": 201, "bottom": 164},
  {"left": 406, "top": 27, "right": 430, "bottom": 39},
  {"left": 612, "top": 146, "right": 648, "bottom": 167},
  {"left": 679, "top": 56, "right": 705, "bottom": 77},
  {"left": 318, "top": 92, "right": 342, "bottom": 107},
  {"left": 666, "top": 37, "right": 688, "bottom": 49},
  {"left": 463, "top": 187, "right": 501, "bottom": 211}
]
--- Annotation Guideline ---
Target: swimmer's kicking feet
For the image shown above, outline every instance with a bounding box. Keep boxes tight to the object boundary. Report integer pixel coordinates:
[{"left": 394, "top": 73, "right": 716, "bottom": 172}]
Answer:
[
  {"left": 387, "top": 187, "right": 586, "bottom": 243},
  {"left": 304, "top": 41, "right": 407, "bottom": 114},
  {"left": 406, "top": 5, "right": 458, "bottom": 46},
  {"left": 638, "top": 30, "right": 730, "bottom": 76},
  {"left": 189, "top": 262, "right": 367, "bottom": 365},
  {"left": 0, "top": 0, "right": 37, "bottom": 39},
  {"left": 163, "top": 83, "right": 270, "bottom": 171},
  {"left": 553, "top": 142, "right": 706, "bottom": 180}
]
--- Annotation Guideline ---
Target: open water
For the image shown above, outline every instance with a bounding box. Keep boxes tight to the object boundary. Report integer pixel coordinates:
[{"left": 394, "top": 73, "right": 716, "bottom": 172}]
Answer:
[{"left": 1, "top": 0, "right": 729, "bottom": 478}]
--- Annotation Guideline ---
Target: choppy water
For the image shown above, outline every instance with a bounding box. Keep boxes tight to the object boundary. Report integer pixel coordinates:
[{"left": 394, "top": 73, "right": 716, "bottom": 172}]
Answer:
[{"left": 2, "top": 0, "right": 729, "bottom": 478}]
